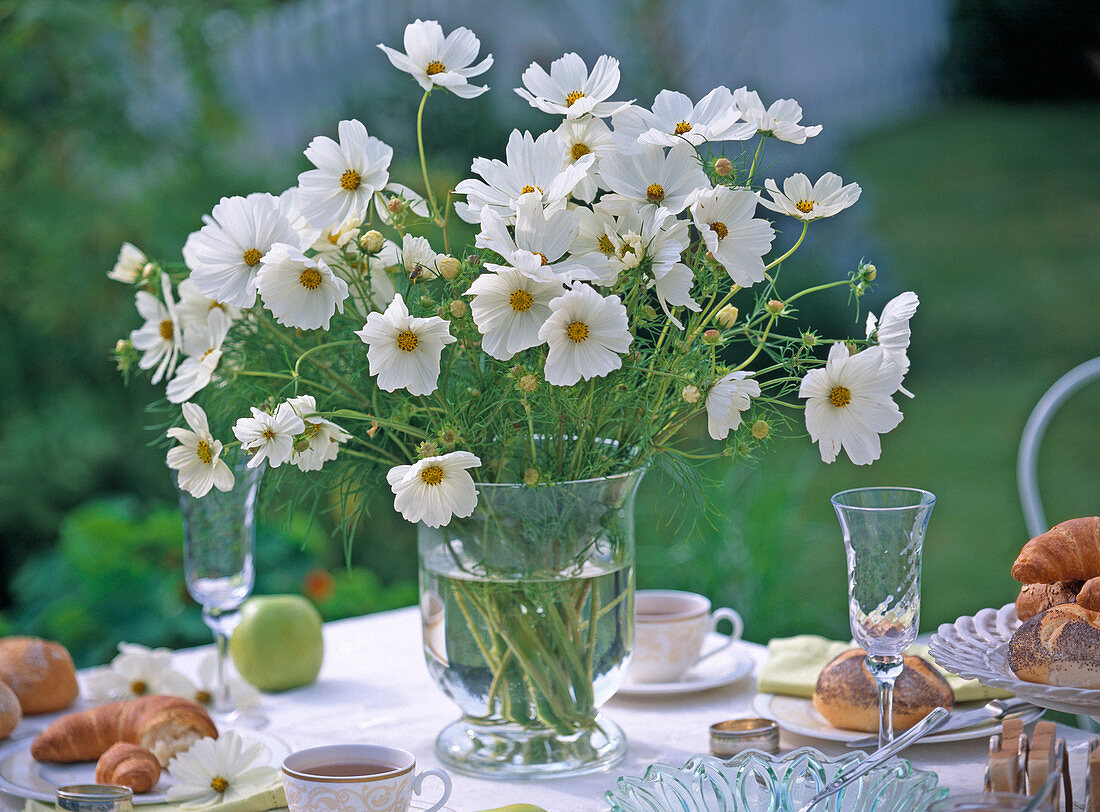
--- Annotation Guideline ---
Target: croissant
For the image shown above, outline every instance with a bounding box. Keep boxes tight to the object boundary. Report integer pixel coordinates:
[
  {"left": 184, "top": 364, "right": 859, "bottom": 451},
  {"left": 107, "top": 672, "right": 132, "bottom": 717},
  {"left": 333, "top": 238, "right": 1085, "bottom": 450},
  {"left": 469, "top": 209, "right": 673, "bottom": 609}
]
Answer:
[
  {"left": 31, "top": 694, "right": 217, "bottom": 767},
  {"left": 95, "top": 742, "right": 162, "bottom": 793},
  {"left": 1011, "top": 518, "right": 1100, "bottom": 613}
]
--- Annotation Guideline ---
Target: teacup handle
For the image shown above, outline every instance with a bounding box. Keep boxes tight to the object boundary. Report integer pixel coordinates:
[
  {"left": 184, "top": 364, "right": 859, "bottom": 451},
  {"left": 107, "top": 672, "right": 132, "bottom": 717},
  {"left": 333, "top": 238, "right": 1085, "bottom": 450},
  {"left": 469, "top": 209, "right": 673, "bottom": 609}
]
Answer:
[
  {"left": 696, "top": 607, "right": 744, "bottom": 665},
  {"left": 412, "top": 767, "right": 452, "bottom": 812}
]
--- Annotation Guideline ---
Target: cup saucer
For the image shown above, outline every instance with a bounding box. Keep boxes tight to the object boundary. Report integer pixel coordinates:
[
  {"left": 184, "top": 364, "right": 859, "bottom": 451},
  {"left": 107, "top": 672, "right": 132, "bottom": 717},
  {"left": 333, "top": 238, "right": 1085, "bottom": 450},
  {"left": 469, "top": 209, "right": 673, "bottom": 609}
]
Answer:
[{"left": 614, "top": 633, "right": 754, "bottom": 697}]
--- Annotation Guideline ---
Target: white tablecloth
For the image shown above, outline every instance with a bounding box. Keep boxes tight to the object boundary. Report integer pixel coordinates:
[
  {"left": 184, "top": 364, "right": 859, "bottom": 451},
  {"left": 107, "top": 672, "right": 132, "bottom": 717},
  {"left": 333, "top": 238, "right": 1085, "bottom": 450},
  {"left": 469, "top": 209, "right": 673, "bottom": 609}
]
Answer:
[{"left": 6, "top": 606, "right": 1096, "bottom": 811}]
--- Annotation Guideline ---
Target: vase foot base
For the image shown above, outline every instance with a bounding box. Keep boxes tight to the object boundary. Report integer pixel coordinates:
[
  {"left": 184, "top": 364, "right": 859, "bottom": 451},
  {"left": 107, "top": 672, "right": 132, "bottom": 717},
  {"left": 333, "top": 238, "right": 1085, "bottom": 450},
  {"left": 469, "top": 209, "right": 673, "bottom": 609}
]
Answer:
[{"left": 435, "top": 714, "right": 626, "bottom": 780}]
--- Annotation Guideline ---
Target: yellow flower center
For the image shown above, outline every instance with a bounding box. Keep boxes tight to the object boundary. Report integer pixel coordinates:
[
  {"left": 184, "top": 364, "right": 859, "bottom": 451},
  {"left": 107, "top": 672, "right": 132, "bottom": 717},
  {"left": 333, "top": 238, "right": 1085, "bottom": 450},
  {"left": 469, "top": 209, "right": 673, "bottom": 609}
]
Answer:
[
  {"left": 130, "top": 680, "right": 147, "bottom": 695},
  {"left": 426, "top": 60, "right": 446, "bottom": 76},
  {"left": 159, "top": 319, "right": 174, "bottom": 341},
  {"left": 210, "top": 777, "right": 229, "bottom": 793},
  {"left": 710, "top": 221, "right": 728, "bottom": 240},
  {"left": 796, "top": 199, "right": 815, "bottom": 214},
  {"left": 619, "top": 244, "right": 636, "bottom": 259},
  {"left": 535, "top": 252, "right": 549, "bottom": 266},
  {"left": 201, "top": 348, "right": 215, "bottom": 360},
  {"left": 674, "top": 120, "right": 692, "bottom": 135},
  {"left": 565, "top": 321, "right": 589, "bottom": 343},
  {"left": 396, "top": 330, "right": 419, "bottom": 352},
  {"left": 340, "top": 169, "right": 362, "bottom": 191},
  {"left": 519, "top": 184, "right": 543, "bottom": 195},
  {"left": 509, "top": 289, "right": 534, "bottom": 312},
  {"left": 597, "top": 235, "right": 615, "bottom": 255},
  {"left": 420, "top": 465, "right": 445, "bottom": 486},
  {"left": 299, "top": 267, "right": 323, "bottom": 290},
  {"left": 829, "top": 386, "right": 852, "bottom": 408},
  {"left": 565, "top": 90, "right": 585, "bottom": 107},
  {"left": 196, "top": 440, "right": 213, "bottom": 465},
  {"left": 571, "top": 143, "right": 592, "bottom": 161},
  {"left": 261, "top": 428, "right": 276, "bottom": 441},
  {"left": 646, "top": 183, "right": 665, "bottom": 203},
  {"left": 242, "top": 248, "right": 263, "bottom": 266}
]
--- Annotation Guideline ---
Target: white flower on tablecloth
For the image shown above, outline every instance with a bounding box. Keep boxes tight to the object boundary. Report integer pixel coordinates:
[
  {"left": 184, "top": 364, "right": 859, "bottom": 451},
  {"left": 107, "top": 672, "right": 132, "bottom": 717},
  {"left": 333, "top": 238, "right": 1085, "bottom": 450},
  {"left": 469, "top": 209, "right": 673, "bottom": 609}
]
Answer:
[
  {"left": 255, "top": 243, "right": 348, "bottom": 331},
  {"left": 130, "top": 274, "right": 182, "bottom": 385},
  {"left": 476, "top": 196, "right": 590, "bottom": 284},
  {"left": 733, "top": 87, "right": 822, "bottom": 144},
  {"left": 187, "top": 193, "right": 301, "bottom": 308},
  {"left": 454, "top": 129, "right": 593, "bottom": 225},
  {"left": 296, "top": 119, "right": 392, "bottom": 230},
  {"left": 167, "top": 309, "right": 232, "bottom": 404},
  {"left": 539, "top": 284, "right": 632, "bottom": 386},
  {"left": 760, "top": 172, "right": 861, "bottom": 222},
  {"left": 515, "top": 52, "right": 632, "bottom": 119},
  {"left": 378, "top": 19, "right": 493, "bottom": 99},
  {"left": 690, "top": 185, "right": 775, "bottom": 287},
  {"left": 175, "top": 278, "right": 241, "bottom": 335},
  {"left": 386, "top": 451, "right": 482, "bottom": 528},
  {"left": 166, "top": 731, "right": 278, "bottom": 809},
  {"left": 355, "top": 294, "right": 456, "bottom": 395},
  {"left": 232, "top": 402, "right": 305, "bottom": 470},
  {"left": 613, "top": 87, "right": 757, "bottom": 148},
  {"left": 284, "top": 395, "right": 351, "bottom": 472},
  {"left": 108, "top": 242, "right": 147, "bottom": 284},
  {"left": 554, "top": 117, "right": 614, "bottom": 203},
  {"left": 866, "top": 291, "right": 920, "bottom": 392},
  {"left": 799, "top": 343, "right": 904, "bottom": 465},
  {"left": 467, "top": 258, "right": 564, "bottom": 361},
  {"left": 706, "top": 371, "right": 761, "bottom": 440},
  {"left": 84, "top": 643, "right": 197, "bottom": 703},
  {"left": 598, "top": 143, "right": 709, "bottom": 217},
  {"left": 192, "top": 653, "right": 260, "bottom": 711},
  {"left": 167, "top": 403, "right": 235, "bottom": 498},
  {"left": 374, "top": 182, "right": 431, "bottom": 226}
]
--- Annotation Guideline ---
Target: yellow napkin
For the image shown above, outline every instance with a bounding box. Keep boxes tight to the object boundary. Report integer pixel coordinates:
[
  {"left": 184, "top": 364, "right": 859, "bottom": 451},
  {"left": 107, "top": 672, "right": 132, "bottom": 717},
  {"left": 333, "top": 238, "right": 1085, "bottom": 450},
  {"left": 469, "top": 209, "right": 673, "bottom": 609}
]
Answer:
[
  {"left": 26, "top": 780, "right": 286, "bottom": 812},
  {"left": 757, "top": 634, "right": 1013, "bottom": 702}
]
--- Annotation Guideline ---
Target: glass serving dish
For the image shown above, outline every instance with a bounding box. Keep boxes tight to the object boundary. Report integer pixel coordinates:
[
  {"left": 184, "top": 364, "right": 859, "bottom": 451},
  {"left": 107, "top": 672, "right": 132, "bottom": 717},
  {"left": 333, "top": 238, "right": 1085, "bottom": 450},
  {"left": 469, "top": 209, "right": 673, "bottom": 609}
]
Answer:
[{"left": 605, "top": 747, "right": 947, "bottom": 812}]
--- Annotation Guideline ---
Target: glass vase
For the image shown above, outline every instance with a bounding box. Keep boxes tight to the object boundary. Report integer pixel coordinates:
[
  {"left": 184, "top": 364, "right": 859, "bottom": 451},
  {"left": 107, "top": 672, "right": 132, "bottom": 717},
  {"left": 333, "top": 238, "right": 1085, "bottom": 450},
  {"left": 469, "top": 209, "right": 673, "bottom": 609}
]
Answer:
[{"left": 417, "top": 469, "right": 644, "bottom": 779}]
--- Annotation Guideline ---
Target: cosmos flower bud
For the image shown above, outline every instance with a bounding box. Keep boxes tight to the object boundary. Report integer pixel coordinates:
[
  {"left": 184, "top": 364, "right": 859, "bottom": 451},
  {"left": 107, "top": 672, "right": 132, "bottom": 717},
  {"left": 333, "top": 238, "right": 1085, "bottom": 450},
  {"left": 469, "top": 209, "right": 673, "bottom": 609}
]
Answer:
[
  {"left": 862, "top": 263, "right": 877, "bottom": 282},
  {"left": 714, "top": 157, "right": 733, "bottom": 177},
  {"left": 387, "top": 197, "right": 404, "bottom": 214},
  {"left": 449, "top": 299, "right": 468, "bottom": 318},
  {"left": 681, "top": 384, "right": 701, "bottom": 404},
  {"left": 416, "top": 441, "right": 439, "bottom": 458},
  {"left": 765, "top": 299, "right": 785, "bottom": 316},
  {"left": 751, "top": 420, "right": 770, "bottom": 439},
  {"left": 141, "top": 262, "right": 158, "bottom": 280},
  {"left": 360, "top": 230, "right": 385, "bottom": 254},
  {"left": 466, "top": 254, "right": 482, "bottom": 267},
  {"left": 524, "top": 467, "right": 540, "bottom": 486},
  {"left": 519, "top": 374, "right": 538, "bottom": 393},
  {"left": 702, "top": 329, "right": 721, "bottom": 345},
  {"left": 716, "top": 305, "right": 739, "bottom": 328},
  {"left": 419, "top": 295, "right": 436, "bottom": 309},
  {"left": 639, "top": 304, "right": 658, "bottom": 321},
  {"left": 437, "top": 255, "right": 461, "bottom": 279}
]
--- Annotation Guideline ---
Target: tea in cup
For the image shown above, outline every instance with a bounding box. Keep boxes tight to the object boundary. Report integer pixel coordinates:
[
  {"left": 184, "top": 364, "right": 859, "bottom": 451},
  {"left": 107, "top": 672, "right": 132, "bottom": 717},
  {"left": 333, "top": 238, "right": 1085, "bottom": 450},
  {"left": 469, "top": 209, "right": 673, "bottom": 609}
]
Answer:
[
  {"left": 282, "top": 744, "right": 451, "bottom": 812},
  {"left": 630, "top": 589, "right": 744, "bottom": 683}
]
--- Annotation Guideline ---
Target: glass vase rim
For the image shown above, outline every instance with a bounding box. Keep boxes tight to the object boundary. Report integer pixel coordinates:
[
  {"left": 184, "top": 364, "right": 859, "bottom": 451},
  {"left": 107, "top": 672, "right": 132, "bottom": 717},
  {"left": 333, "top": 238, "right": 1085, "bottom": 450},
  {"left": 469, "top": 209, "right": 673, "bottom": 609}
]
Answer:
[{"left": 830, "top": 486, "right": 936, "bottom": 511}]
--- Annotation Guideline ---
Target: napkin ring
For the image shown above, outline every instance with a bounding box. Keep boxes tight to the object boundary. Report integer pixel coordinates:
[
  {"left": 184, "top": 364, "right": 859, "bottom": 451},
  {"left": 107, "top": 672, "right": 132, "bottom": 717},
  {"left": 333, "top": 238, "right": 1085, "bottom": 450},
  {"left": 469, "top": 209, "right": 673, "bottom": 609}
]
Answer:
[{"left": 709, "top": 718, "right": 780, "bottom": 757}]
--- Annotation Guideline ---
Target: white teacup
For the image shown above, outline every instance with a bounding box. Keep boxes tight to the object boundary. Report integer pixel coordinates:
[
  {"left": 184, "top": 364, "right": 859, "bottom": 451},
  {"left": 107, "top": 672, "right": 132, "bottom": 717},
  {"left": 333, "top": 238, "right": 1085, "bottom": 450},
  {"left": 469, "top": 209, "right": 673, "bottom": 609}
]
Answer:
[
  {"left": 282, "top": 745, "right": 451, "bottom": 812},
  {"left": 631, "top": 589, "right": 744, "bottom": 683}
]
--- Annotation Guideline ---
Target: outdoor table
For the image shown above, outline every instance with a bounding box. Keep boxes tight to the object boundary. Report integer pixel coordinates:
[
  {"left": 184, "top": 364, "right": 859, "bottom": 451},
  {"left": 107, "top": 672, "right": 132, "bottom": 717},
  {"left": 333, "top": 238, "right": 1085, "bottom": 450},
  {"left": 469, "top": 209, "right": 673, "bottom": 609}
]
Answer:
[{"left": 4, "top": 606, "right": 1095, "bottom": 811}]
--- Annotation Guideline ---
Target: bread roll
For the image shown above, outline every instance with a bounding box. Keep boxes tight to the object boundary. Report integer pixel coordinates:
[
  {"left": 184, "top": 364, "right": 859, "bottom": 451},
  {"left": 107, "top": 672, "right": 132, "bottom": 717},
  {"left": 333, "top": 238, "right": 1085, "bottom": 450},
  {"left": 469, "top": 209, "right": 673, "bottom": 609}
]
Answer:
[
  {"left": 95, "top": 743, "right": 161, "bottom": 793},
  {"left": 1008, "top": 603, "right": 1100, "bottom": 688},
  {"left": 0, "top": 681, "right": 21, "bottom": 740},
  {"left": 1015, "top": 581, "right": 1082, "bottom": 622},
  {"left": 0, "top": 637, "right": 79, "bottom": 714},
  {"left": 812, "top": 649, "right": 955, "bottom": 733}
]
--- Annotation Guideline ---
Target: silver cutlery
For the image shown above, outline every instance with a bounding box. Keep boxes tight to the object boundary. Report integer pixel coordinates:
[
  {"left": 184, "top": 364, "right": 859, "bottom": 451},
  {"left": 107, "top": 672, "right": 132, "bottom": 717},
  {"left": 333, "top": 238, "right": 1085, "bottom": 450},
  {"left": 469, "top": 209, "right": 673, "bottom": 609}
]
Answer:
[{"left": 845, "top": 697, "right": 1037, "bottom": 749}]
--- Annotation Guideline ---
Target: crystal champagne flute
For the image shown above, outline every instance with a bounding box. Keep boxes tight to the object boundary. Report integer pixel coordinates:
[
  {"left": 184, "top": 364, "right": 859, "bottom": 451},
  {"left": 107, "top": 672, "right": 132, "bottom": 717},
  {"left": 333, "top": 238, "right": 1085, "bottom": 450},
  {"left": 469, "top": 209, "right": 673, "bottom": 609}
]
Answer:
[
  {"left": 831, "top": 486, "right": 936, "bottom": 748},
  {"left": 179, "top": 452, "right": 263, "bottom": 722}
]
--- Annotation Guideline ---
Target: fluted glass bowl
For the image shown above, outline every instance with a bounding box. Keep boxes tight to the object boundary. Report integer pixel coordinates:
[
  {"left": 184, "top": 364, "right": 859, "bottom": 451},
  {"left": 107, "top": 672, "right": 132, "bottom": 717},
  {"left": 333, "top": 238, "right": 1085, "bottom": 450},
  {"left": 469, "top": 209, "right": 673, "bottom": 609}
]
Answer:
[{"left": 605, "top": 747, "right": 947, "bottom": 812}]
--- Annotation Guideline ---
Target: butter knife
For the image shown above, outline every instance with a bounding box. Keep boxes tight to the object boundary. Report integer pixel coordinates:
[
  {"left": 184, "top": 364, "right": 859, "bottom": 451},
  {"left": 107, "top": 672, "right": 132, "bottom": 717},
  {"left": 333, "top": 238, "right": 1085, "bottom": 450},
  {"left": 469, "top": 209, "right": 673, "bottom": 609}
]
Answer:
[{"left": 844, "top": 697, "right": 1037, "bottom": 748}]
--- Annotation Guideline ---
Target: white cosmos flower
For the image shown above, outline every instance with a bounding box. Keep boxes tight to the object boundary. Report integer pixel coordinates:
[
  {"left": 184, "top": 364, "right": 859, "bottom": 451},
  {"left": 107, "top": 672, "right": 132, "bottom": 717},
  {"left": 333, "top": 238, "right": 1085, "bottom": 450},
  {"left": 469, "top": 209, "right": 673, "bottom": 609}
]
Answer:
[
  {"left": 232, "top": 402, "right": 305, "bottom": 470},
  {"left": 515, "top": 53, "right": 632, "bottom": 119},
  {"left": 399, "top": 233, "right": 441, "bottom": 281},
  {"left": 296, "top": 119, "right": 392, "bottom": 230},
  {"left": 386, "top": 451, "right": 482, "bottom": 528},
  {"left": 454, "top": 129, "right": 594, "bottom": 224},
  {"left": 799, "top": 343, "right": 905, "bottom": 465},
  {"left": 733, "top": 87, "right": 822, "bottom": 143},
  {"left": 175, "top": 278, "right": 241, "bottom": 334},
  {"left": 277, "top": 186, "right": 323, "bottom": 252},
  {"left": 193, "top": 652, "right": 260, "bottom": 711},
  {"left": 355, "top": 294, "right": 456, "bottom": 395},
  {"left": 188, "top": 193, "right": 301, "bottom": 308},
  {"left": 167, "top": 403, "right": 235, "bottom": 498},
  {"left": 378, "top": 19, "right": 492, "bottom": 99},
  {"left": 354, "top": 238, "right": 399, "bottom": 312},
  {"left": 569, "top": 205, "right": 623, "bottom": 286},
  {"left": 555, "top": 117, "right": 614, "bottom": 203},
  {"left": 706, "top": 371, "right": 761, "bottom": 440},
  {"left": 309, "top": 216, "right": 360, "bottom": 260},
  {"left": 284, "top": 395, "right": 351, "bottom": 472},
  {"left": 761, "top": 172, "right": 862, "bottom": 222},
  {"left": 166, "top": 731, "right": 278, "bottom": 808},
  {"left": 690, "top": 185, "right": 776, "bottom": 287},
  {"left": 476, "top": 195, "right": 590, "bottom": 283},
  {"left": 255, "top": 243, "right": 348, "bottom": 331},
  {"left": 614, "top": 87, "right": 757, "bottom": 148},
  {"left": 598, "top": 144, "right": 709, "bottom": 217},
  {"left": 167, "top": 308, "right": 232, "bottom": 404},
  {"left": 374, "top": 182, "right": 431, "bottom": 225},
  {"left": 867, "top": 291, "right": 919, "bottom": 397},
  {"left": 130, "top": 274, "right": 182, "bottom": 385},
  {"left": 83, "top": 642, "right": 196, "bottom": 703},
  {"left": 539, "top": 284, "right": 632, "bottom": 386},
  {"left": 108, "top": 242, "right": 147, "bottom": 283},
  {"left": 467, "top": 258, "right": 564, "bottom": 361}
]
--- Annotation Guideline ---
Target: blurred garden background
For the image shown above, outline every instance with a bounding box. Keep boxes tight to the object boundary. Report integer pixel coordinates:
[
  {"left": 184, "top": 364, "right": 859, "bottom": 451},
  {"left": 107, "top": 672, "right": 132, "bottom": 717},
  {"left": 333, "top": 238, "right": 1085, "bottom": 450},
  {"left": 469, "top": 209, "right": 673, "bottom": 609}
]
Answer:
[{"left": 0, "top": 0, "right": 1097, "bottom": 667}]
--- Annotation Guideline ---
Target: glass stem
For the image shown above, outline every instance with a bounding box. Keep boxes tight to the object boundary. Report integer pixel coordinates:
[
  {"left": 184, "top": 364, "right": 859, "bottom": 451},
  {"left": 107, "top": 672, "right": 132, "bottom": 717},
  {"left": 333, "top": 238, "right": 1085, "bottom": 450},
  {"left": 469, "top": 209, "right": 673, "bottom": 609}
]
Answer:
[
  {"left": 865, "top": 653, "right": 904, "bottom": 748},
  {"left": 203, "top": 607, "right": 240, "bottom": 715}
]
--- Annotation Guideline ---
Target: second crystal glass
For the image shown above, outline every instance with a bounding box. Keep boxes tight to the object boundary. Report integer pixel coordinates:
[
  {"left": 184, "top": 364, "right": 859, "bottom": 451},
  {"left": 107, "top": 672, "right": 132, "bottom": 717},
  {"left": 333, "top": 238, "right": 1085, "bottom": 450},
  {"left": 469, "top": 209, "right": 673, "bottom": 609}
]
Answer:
[{"left": 831, "top": 486, "right": 936, "bottom": 748}]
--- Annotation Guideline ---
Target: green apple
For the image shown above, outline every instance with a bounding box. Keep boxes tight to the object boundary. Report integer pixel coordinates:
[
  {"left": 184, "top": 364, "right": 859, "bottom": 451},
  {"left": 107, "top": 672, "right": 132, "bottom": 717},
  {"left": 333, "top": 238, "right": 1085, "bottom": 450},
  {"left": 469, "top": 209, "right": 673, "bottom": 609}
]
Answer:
[{"left": 229, "top": 594, "right": 324, "bottom": 692}]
